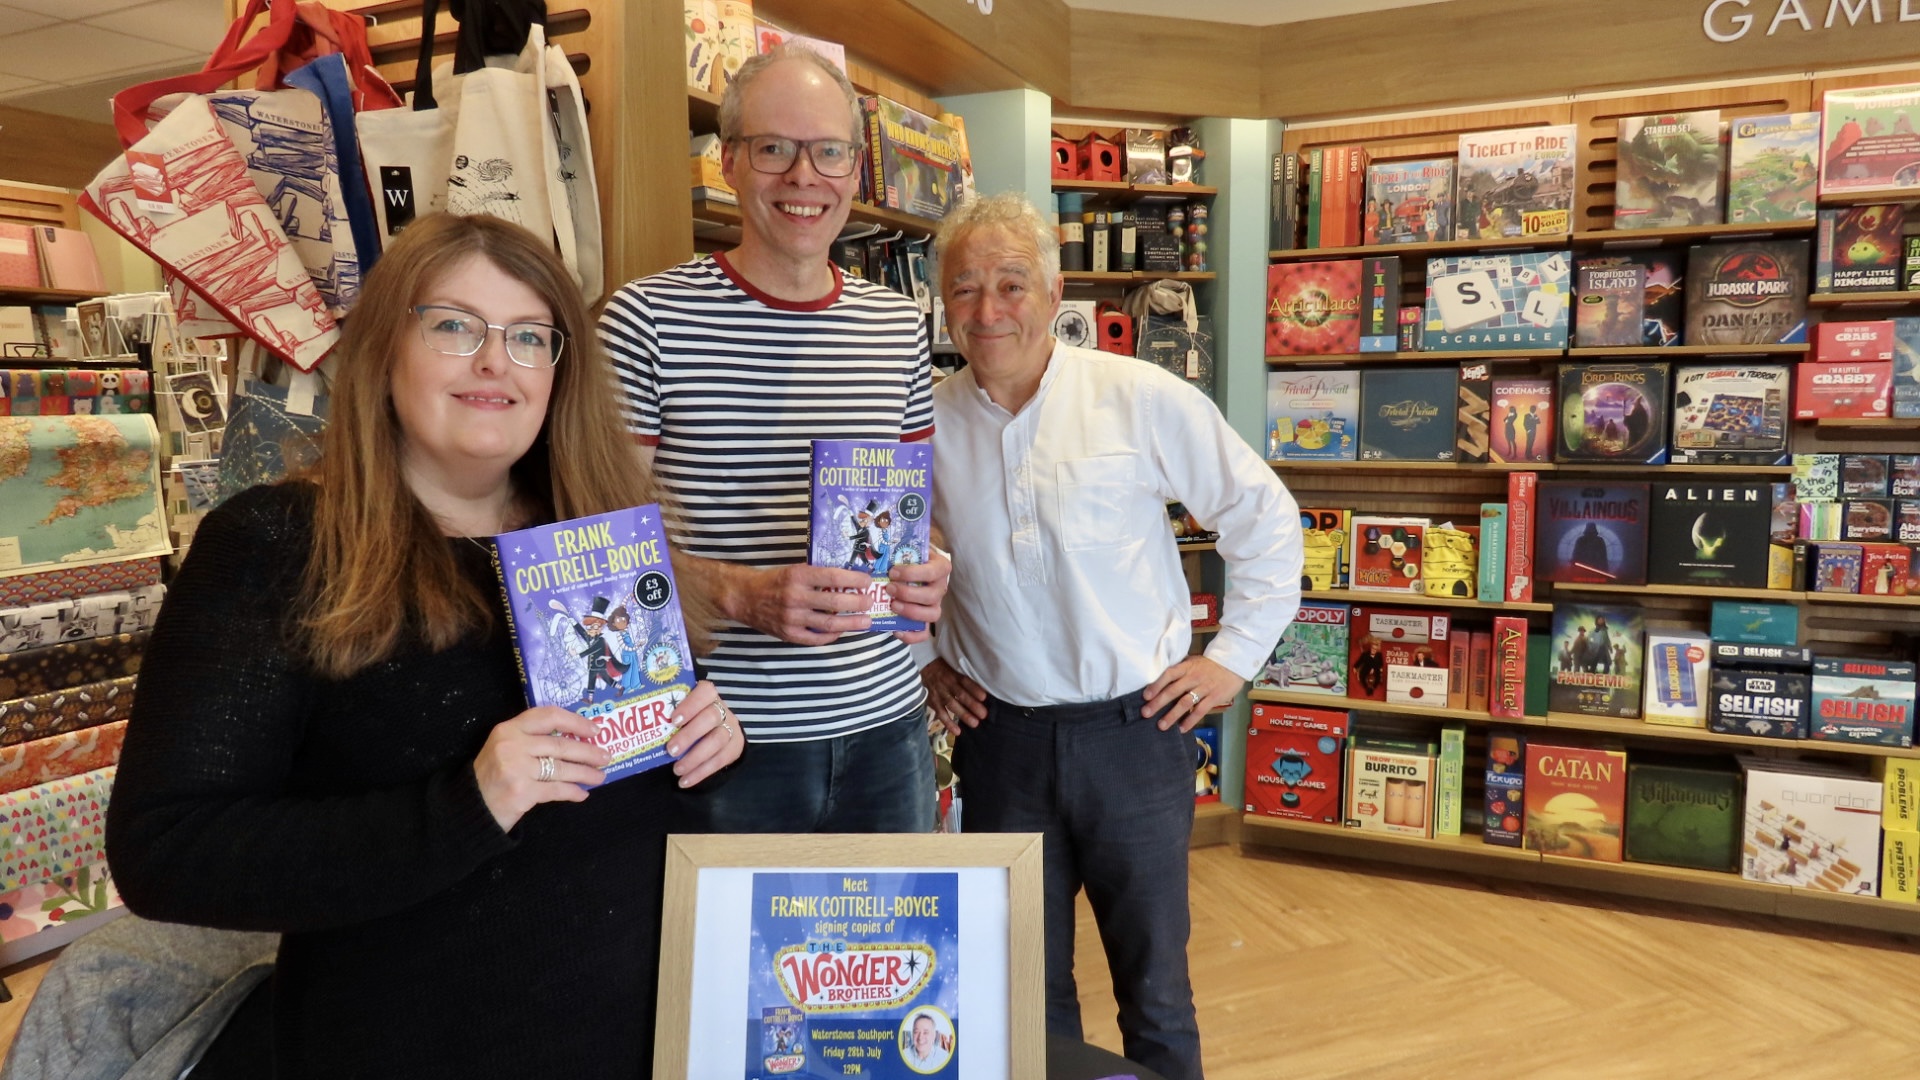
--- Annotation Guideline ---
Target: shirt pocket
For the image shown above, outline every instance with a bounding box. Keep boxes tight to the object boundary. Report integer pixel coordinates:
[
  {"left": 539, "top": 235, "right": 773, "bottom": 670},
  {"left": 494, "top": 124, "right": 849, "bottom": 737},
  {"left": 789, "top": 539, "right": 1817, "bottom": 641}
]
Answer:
[{"left": 1055, "top": 455, "right": 1137, "bottom": 553}]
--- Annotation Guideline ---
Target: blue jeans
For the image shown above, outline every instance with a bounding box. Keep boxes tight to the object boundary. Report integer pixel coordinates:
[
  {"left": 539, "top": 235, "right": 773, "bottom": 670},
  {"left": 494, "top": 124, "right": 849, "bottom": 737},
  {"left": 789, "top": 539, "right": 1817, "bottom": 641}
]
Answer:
[
  {"left": 953, "top": 690, "right": 1201, "bottom": 1080},
  {"left": 700, "top": 708, "right": 937, "bottom": 833}
]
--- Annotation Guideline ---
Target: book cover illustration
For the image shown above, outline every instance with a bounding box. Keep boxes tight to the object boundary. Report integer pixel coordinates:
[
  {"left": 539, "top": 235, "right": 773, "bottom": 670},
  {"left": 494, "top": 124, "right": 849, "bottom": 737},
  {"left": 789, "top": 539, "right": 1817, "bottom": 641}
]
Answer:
[
  {"left": 1614, "top": 111, "right": 1723, "bottom": 229},
  {"left": 1683, "top": 238, "right": 1810, "bottom": 346},
  {"left": 1669, "top": 364, "right": 1790, "bottom": 465},
  {"left": 1578, "top": 249, "right": 1685, "bottom": 347},
  {"left": 1816, "top": 205, "right": 1906, "bottom": 292},
  {"left": 1422, "top": 250, "right": 1572, "bottom": 352},
  {"left": 1358, "top": 367, "right": 1457, "bottom": 461},
  {"left": 1489, "top": 376, "right": 1553, "bottom": 464},
  {"left": 1556, "top": 363, "right": 1671, "bottom": 464},
  {"left": 861, "top": 96, "right": 964, "bottom": 221},
  {"left": 1575, "top": 264, "right": 1645, "bottom": 348},
  {"left": 1364, "top": 158, "right": 1454, "bottom": 244},
  {"left": 808, "top": 440, "right": 933, "bottom": 633},
  {"left": 493, "top": 505, "right": 696, "bottom": 782},
  {"left": 1266, "top": 261, "right": 1362, "bottom": 356},
  {"left": 1266, "top": 369, "right": 1359, "bottom": 460},
  {"left": 1537, "top": 481, "right": 1649, "bottom": 586},
  {"left": 1524, "top": 742, "right": 1628, "bottom": 862},
  {"left": 1257, "top": 601, "right": 1349, "bottom": 696},
  {"left": 1647, "top": 482, "right": 1772, "bottom": 589},
  {"left": 745, "top": 871, "right": 959, "bottom": 1078},
  {"left": 1820, "top": 82, "right": 1920, "bottom": 197},
  {"left": 1454, "top": 125, "right": 1576, "bottom": 239},
  {"left": 1727, "top": 112, "right": 1821, "bottom": 223},
  {"left": 1548, "top": 603, "right": 1646, "bottom": 718}
]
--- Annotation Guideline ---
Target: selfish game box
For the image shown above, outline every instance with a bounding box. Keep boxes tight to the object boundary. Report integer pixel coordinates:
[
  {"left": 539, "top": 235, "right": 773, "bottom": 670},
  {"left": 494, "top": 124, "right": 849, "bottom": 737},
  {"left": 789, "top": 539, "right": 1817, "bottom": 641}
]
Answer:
[
  {"left": 1245, "top": 703, "right": 1347, "bottom": 824},
  {"left": 1811, "top": 656, "right": 1918, "bottom": 748}
]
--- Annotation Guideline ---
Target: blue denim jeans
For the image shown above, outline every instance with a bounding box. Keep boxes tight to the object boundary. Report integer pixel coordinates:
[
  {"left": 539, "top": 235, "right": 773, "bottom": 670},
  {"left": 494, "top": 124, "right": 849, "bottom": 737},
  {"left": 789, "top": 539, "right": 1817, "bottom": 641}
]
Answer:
[
  {"left": 699, "top": 707, "right": 937, "bottom": 833},
  {"left": 953, "top": 690, "right": 1201, "bottom": 1080}
]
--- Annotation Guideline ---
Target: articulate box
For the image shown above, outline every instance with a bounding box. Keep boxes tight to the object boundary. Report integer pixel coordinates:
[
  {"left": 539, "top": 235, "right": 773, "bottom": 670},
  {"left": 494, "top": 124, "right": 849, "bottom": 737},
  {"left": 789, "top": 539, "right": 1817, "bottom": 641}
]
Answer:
[
  {"left": 1741, "top": 758, "right": 1881, "bottom": 895},
  {"left": 1524, "top": 741, "right": 1628, "bottom": 862},
  {"left": 1643, "top": 630, "right": 1711, "bottom": 727},
  {"left": 1423, "top": 250, "right": 1573, "bottom": 351},
  {"left": 1556, "top": 362, "right": 1670, "bottom": 464},
  {"left": 1811, "top": 656, "right": 1917, "bottom": 748},
  {"left": 1683, "top": 238, "right": 1810, "bottom": 346},
  {"left": 1345, "top": 743, "right": 1436, "bottom": 837},
  {"left": 1668, "top": 364, "right": 1790, "bottom": 465},
  {"left": 1625, "top": 759, "right": 1741, "bottom": 872},
  {"left": 1359, "top": 367, "right": 1458, "bottom": 461},
  {"left": 1266, "top": 261, "right": 1362, "bottom": 355},
  {"left": 1537, "top": 481, "right": 1649, "bottom": 586},
  {"left": 1267, "top": 369, "right": 1360, "bottom": 460},
  {"left": 1257, "top": 601, "right": 1350, "bottom": 697},
  {"left": 1647, "top": 481, "right": 1772, "bottom": 589},
  {"left": 1547, "top": 604, "right": 1646, "bottom": 719},
  {"left": 1245, "top": 703, "right": 1347, "bottom": 824}
]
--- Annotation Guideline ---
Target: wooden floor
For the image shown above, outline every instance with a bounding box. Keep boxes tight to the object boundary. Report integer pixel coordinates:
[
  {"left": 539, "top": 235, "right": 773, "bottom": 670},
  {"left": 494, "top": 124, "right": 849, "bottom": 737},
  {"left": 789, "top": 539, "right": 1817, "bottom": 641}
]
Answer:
[
  {"left": 3, "top": 844, "right": 1918, "bottom": 1076},
  {"left": 1074, "top": 842, "right": 1920, "bottom": 1080}
]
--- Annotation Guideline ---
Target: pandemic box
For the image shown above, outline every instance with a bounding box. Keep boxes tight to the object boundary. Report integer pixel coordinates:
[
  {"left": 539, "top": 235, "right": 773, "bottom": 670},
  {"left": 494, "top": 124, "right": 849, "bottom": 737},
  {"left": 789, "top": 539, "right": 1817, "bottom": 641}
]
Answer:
[
  {"left": 1359, "top": 367, "right": 1457, "bottom": 461},
  {"left": 1668, "top": 364, "right": 1791, "bottom": 465},
  {"left": 1267, "top": 261, "right": 1362, "bottom": 356},
  {"left": 1257, "top": 601, "right": 1350, "bottom": 697},
  {"left": 1536, "top": 481, "right": 1650, "bottom": 586},
  {"left": 1547, "top": 603, "right": 1646, "bottom": 719},
  {"left": 1683, "top": 238, "right": 1810, "bottom": 346},
  {"left": 1811, "top": 656, "right": 1917, "bottom": 748},
  {"left": 1483, "top": 730, "right": 1526, "bottom": 847},
  {"left": 1245, "top": 702, "right": 1346, "bottom": 824},
  {"left": 1642, "top": 630, "right": 1711, "bottom": 727},
  {"left": 1346, "top": 604, "right": 1450, "bottom": 706},
  {"left": 1267, "top": 369, "right": 1360, "bottom": 460},
  {"left": 1345, "top": 740, "right": 1436, "bottom": 838},
  {"left": 1489, "top": 375, "right": 1553, "bottom": 464},
  {"left": 860, "top": 96, "right": 965, "bottom": 221},
  {"left": 1741, "top": 757, "right": 1881, "bottom": 895},
  {"left": 1625, "top": 758, "right": 1741, "bottom": 872},
  {"left": 1524, "top": 741, "right": 1628, "bottom": 862},
  {"left": 1422, "top": 250, "right": 1573, "bottom": 352},
  {"left": 1556, "top": 362, "right": 1670, "bottom": 465},
  {"left": 1646, "top": 481, "right": 1773, "bottom": 589},
  {"left": 1708, "top": 643, "right": 1813, "bottom": 739}
]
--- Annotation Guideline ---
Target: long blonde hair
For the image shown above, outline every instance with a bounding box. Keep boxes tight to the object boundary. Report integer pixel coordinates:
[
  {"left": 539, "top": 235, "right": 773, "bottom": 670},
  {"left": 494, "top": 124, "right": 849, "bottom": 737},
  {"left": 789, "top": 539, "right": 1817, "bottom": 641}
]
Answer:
[{"left": 300, "top": 214, "right": 714, "bottom": 677}]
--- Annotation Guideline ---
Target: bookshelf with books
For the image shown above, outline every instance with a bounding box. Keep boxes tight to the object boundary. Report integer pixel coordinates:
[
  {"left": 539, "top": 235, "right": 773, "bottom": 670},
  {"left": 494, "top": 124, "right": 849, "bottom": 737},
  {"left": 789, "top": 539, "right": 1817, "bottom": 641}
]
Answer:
[{"left": 1251, "top": 66, "right": 1920, "bottom": 933}]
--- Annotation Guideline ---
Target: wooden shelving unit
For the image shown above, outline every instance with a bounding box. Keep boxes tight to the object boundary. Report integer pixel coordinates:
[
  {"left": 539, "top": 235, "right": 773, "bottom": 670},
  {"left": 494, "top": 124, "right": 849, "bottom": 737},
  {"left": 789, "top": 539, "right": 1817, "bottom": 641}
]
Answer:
[
  {"left": 1565, "top": 344, "right": 1809, "bottom": 357},
  {"left": 0, "top": 286, "right": 104, "bottom": 307},
  {"left": 1568, "top": 220, "right": 1817, "bottom": 246},
  {"left": 1053, "top": 180, "right": 1217, "bottom": 203},
  {"left": 1265, "top": 350, "right": 1553, "bottom": 366},
  {"left": 691, "top": 196, "right": 940, "bottom": 242},
  {"left": 1061, "top": 270, "right": 1216, "bottom": 284},
  {"left": 1802, "top": 591, "right": 1920, "bottom": 608},
  {"left": 1813, "top": 417, "right": 1920, "bottom": 430},
  {"left": 1546, "top": 582, "right": 1789, "bottom": 602},
  {"left": 1269, "top": 234, "right": 1569, "bottom": 262},
  {"left": 1301, "top": 587, "right": 1552, "bottom": 613},
  {"left": 1809, "top": 291, "right": 1920, "bottom": 307},
  {"left": 1269, "top": 460, "right": 1792, "bottom": 476}
]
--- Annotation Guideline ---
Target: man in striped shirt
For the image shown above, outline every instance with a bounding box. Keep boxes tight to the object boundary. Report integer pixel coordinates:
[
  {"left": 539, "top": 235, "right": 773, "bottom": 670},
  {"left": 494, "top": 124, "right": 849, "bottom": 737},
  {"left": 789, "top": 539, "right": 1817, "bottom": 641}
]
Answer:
[{"left": 598, "top": 46, "right": 947, "bottom": 833}]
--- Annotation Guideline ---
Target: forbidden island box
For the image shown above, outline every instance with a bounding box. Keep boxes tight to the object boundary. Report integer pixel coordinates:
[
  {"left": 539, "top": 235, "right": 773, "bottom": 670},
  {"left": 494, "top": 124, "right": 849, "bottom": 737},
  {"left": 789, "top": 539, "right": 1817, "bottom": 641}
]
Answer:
[
  {"left": 1244, "top": 703, "right": 1347, "bottom": 824},
  {"left": 1740, "top": 756, "right": 1881, "bottom": 896}
]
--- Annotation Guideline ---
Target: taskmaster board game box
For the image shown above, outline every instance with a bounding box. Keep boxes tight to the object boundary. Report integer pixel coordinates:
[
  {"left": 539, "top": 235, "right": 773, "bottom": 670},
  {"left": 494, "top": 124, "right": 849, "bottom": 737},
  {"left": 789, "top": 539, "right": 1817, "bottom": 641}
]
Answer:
[
  {"left": 1668, "top": 364, "right": 1791, "bottom": 465},
  {"left": 1346, "top": 605, "right": 1450, "bottom": 706}
]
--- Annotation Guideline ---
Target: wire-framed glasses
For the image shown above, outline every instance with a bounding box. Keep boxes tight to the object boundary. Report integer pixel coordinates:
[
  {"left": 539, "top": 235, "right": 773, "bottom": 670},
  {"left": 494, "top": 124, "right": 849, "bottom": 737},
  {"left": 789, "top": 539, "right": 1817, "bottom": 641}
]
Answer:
[
  {"left": 412, "top": 305, "right": 565, "bottom": 369},
  {"left": 735, "top": 135, "right": 860, "bottom": 178}
]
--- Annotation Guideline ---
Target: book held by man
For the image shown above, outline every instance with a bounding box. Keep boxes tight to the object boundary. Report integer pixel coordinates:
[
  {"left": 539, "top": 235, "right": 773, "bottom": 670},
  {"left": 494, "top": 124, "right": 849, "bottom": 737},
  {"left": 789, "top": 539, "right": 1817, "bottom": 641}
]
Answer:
[
  {"left": 808, "top": 439, "right": 933, "bottom": 633},
  {"left": 492, "top": 504, "right": 698, "bottom": 782}
]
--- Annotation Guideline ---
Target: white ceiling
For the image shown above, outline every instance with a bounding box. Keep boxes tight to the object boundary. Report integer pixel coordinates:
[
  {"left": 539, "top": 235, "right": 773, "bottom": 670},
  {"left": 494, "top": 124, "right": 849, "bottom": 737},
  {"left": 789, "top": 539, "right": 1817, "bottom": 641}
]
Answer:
[{"left": 0, "top": 0, "right": 1459, "bottom": 126}]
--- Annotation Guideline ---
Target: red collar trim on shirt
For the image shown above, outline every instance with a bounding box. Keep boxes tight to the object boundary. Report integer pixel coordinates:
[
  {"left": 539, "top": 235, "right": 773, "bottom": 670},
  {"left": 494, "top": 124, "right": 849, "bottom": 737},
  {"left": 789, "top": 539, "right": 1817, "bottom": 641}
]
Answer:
[{"left": 714, "top": 250, "right": 844, "bottom": 311}]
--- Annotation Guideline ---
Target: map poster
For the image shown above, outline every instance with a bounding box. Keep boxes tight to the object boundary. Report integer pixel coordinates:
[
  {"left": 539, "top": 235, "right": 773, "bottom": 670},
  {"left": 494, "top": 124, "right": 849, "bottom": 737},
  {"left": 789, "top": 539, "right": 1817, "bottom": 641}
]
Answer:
[
  {"left": 0, "top": 415, "right": 170, "bottom": 579},
  {"left": 746, "top": 871, "right": 960, "bottom": 1079}
]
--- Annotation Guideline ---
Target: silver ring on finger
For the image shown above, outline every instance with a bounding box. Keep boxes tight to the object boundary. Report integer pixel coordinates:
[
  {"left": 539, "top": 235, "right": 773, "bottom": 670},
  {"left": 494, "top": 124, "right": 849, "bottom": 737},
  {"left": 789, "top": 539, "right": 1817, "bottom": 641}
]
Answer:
[
  {"left": 714, "top": 700, "right": 733, "bottom": 738},
  {"left": 536, "top": 755, "right": 556, "bottom": 783},
  {"left": 1187, "top": 689, "right": 1202, "bottom": 708}
]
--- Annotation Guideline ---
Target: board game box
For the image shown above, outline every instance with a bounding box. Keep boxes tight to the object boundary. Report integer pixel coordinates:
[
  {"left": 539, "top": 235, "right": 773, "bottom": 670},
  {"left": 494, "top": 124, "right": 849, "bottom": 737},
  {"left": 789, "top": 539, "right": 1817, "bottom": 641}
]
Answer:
[
  {"left": 1347, "top": 517, "right": 1428, "bottom": 595},
  {"left": 1364, "top": 157, "right": 1454, "bottom": 244},
  {"left": 1815, "top": 320, "right": 1896, "bottom": 362},
  {"left": 1347, "top": 604, "right": 1450, "bottom": 705},
  {"left": 1525, "top": 741, "right": 1628, "bottom": 862},
  {"left": 1484, "top": 731, "right": 1526, "bottom": 847},
  {"left": 1575, "top": 263, "right": 1645, "bottom": 348},
  {"left": 1683, "top": 238, "right": 1810, "bottom": 346},
  {"left": 1548, "top": 603, "right": 1646, "bottom": 719},
  {"left": 1488, "top": 375, "right": 1553, "bottom": 464},
  {"left": 1709, "top": 643, "right": 1813, "bottom": 738},
  {"left": 807, "top": 439, "right": 934, "bottom": 632},
  {"left": 1643, "top": 630, "right": 1712, "bottom": 727},
  {"left": 1537, "top": 481, "right": 1650, "bottom": 586},
  {"left": 1266, "top": 369, "right": 1360, "bottom": 460},
  {"left": 1669, "top": 363, "right": 1791, "bottom": 465},
  {"left": 1423, "top": 250, "right": 1573, "bottom": 351},
  {"left": 1727, "top": 111, "right": 1821, "bottom": 223},
  {"left": 1897, "top": 318, "right": 1920, "bottom": 417},
  {"left": 1266, "top": 261, "right": 1362, "bottom": 355},
  {"left": 1820, "top": 82, "right": 1920, "bottom": 198},
  {"left": 1576, "top": 248, "right": 1686, "bottom": 347},
  {"left": 1625, "top": 759, "right": 1741, "bottom": 871},
  {"left": 1741, "top": 758, "right": 1882, "bottom": 894},
  {"left": 1298, "top": 507, "right": 1352, "bottom": 588},
  {"left": 1614, "top": 110, "right": 1723, "bottom": 229},
  {"left": 860, "top": 96, "right": 964, "bottom": 221},
  {"left": 1815, "top": 205, "right": 1906, "bottom": 292},
  {"left": 1456, "top": 361, "right": 1491, "bottom": 463},
  {"left": 1454, "top": 125, "right": 1577, "bottom": 240},
  {"left": 1794, "top": 360, "right": 1891, "bottom": 419},
  {"left": 1245, "top": 702, "right": 1347, "bottom": 824},
  {"left": 1647, "top": 481, "right": 1772, "bottom": 589},
  {"left": 1256, "top": 601, "right": 1349, "bottom": 696},
  {"left": 1812, "top": 656, "right": 1918, "bottom": 748},
  {"left": 1556, "top": 362, "right": 1671, "bottom": 464},
  {"left": 1358, "top": 367, "right": 1457, "bottom": 461},
  {"left": 1346, "top": 743, "right": 1435, "bottom": 837}
]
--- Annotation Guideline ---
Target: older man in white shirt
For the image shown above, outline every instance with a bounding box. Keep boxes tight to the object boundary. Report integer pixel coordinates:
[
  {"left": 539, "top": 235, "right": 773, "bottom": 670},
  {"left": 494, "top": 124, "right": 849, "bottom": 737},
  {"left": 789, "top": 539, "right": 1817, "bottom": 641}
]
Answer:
[{"left": 922, "top": 193, "right": 1303, "bottom": 1080}]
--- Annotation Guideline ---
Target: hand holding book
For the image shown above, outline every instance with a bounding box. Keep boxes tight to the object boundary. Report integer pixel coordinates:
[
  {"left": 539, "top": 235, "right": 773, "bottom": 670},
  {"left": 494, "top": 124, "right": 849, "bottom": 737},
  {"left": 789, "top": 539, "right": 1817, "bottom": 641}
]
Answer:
[
  {"left": 661, "top": 679, "right": 744, "bottom": 788},
  {"left": 471, "top": 704, "right": 611, "bottom": 832}
]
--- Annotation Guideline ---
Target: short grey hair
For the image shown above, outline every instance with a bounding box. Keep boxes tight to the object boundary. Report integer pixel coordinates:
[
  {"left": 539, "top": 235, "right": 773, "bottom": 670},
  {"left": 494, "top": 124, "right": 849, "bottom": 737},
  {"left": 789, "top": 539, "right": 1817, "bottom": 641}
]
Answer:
[
  {"left": 719, "top": 44, "right": 864, "bottom": 145},
  {"left": 934, "top": 192, "right": 1061, "bottom": 286}
]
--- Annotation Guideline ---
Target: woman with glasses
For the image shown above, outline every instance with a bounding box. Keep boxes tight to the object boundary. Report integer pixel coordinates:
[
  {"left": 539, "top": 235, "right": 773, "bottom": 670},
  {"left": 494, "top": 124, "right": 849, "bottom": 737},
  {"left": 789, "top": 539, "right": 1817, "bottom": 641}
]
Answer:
[{"left": 103, "top": 213, "right": 743, "bottom": 1077}]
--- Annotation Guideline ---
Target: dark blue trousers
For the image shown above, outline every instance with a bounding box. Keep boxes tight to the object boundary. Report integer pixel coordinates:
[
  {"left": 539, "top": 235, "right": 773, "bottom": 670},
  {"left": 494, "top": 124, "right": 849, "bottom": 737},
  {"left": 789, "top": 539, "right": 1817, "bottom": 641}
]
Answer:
[
  {"left": 954, "top": 690, "right": 1201, "bottom": 1080},
  {"left": 698, "top": 708, "right": 937, "bottom": 833}
]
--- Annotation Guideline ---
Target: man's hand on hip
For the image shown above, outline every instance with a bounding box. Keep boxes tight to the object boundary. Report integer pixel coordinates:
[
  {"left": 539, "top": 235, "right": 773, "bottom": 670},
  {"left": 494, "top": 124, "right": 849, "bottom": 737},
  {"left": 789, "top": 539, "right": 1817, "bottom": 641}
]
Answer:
[
  {"left": 1144, "top": 655, "right": 1244, "bottom": 733},
  {"left": 922, "top": 658, "right": 987, "bottom": 735},
  {"left": 886, "top": 547, "right": 951, "bottom": 645}
]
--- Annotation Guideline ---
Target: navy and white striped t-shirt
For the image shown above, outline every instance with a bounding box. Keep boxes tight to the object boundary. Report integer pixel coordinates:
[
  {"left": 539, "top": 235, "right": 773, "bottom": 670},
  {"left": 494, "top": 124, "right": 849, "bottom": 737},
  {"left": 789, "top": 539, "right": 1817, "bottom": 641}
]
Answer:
[{"left": 598, "top": 253, "right": 934, "bottom": 742}]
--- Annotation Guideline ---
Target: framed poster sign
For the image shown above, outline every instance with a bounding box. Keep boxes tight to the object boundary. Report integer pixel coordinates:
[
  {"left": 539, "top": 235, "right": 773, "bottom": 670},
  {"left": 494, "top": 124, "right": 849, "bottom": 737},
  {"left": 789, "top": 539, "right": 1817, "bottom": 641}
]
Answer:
[{"left": 654, "top": 833, "right": 1044, "bottom": 1079}]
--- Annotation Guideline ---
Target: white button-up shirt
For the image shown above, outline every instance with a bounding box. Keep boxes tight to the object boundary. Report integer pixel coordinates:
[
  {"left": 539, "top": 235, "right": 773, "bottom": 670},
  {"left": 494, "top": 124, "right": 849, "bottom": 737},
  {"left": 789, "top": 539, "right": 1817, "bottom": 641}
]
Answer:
[{"left": 932, "top": 342, "right": 1304, "bottom": 706}]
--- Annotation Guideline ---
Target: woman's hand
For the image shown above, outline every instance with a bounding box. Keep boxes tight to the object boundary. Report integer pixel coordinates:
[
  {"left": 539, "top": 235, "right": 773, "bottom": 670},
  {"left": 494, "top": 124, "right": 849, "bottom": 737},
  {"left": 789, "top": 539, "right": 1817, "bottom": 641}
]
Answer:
[
  {"left": 473, "top": 705, "right": 611, "bottom": 832},
  {"left": 665, "top": 680, "right": 745, "bottom": 788}
]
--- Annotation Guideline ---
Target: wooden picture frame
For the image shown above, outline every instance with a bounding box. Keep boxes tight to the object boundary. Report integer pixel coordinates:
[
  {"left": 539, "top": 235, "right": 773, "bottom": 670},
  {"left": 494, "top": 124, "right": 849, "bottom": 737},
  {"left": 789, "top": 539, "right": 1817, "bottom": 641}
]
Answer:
[{"left": 654, "top": 832, "right": 1045, "bottom": 1079}]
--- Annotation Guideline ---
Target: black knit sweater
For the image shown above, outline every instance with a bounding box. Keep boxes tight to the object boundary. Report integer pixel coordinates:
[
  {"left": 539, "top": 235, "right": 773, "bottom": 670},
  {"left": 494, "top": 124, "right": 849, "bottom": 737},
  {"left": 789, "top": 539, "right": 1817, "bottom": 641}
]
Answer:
[{"left": 107, "top": 483, "right": 691, "bottom": 1078}]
